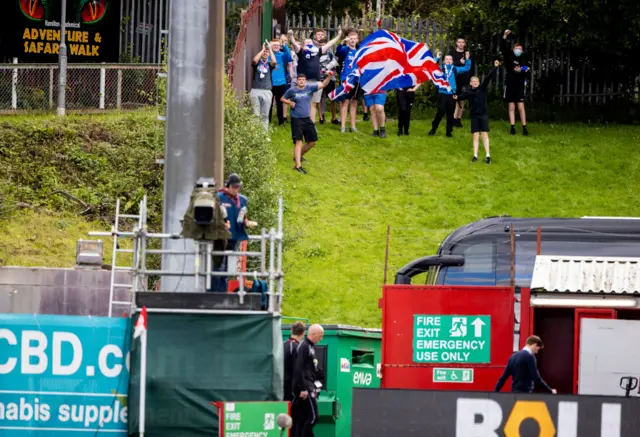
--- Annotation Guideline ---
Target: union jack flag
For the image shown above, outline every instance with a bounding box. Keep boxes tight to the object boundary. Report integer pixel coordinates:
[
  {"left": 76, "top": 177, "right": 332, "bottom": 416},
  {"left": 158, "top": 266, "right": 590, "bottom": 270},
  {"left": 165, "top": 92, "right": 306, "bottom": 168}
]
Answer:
[{"left": 329, "top": 30, "right": 451, "bottom": 100}]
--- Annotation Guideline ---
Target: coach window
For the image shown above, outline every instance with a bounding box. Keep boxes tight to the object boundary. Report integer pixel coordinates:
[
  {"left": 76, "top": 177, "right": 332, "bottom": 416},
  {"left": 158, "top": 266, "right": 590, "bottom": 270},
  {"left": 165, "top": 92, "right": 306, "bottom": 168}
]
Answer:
[{"left": 441, "top": 240, "right": 496, "bottom": 286}]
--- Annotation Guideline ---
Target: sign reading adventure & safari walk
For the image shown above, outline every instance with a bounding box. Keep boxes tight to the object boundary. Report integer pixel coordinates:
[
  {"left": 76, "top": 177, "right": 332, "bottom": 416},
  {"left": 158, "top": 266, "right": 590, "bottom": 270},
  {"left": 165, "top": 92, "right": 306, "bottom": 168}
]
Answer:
[{"left": 0, "top": 0, "right": 121, "bottom": 62}]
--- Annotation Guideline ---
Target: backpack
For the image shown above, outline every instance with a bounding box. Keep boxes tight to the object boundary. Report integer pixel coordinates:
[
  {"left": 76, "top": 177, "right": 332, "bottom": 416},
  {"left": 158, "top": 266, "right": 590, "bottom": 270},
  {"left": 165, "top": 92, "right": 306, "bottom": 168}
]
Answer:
[
  {"left": 180, "top": 186, "right": 232, "bottom": 242},
  {"left": 251, "top": 279, "right": 269, "bottom": 310}
]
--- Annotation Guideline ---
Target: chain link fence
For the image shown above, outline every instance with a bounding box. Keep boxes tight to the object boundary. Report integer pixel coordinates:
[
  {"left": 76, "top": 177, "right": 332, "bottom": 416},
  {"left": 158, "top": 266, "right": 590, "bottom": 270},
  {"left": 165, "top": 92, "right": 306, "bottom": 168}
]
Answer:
[{"left": 0, "top": 64, "right": 161, "bottom": 113}]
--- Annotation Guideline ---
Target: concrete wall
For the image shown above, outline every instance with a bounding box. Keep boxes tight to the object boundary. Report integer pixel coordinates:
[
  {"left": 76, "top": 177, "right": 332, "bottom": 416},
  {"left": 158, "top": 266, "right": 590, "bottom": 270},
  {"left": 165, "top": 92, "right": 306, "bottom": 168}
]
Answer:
[{"left": 0, "top": 267, "right": 132, "bottom": 316}]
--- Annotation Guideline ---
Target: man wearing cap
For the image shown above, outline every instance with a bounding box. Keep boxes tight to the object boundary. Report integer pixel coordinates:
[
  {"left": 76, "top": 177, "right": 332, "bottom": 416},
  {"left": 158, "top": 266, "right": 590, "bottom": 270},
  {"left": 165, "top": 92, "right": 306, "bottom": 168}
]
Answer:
[{"left": 209, "top": 174, "right": 258, "bottom": 292}]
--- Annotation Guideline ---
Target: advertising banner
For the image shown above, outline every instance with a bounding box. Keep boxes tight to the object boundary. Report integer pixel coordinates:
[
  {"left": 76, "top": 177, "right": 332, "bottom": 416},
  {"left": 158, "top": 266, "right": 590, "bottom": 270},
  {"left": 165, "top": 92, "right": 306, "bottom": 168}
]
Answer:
[
  {"left": 352, "top": 388, "right": 640, "bottom": 437},
  {"left": 0, "top": 0, "right": 121, "bottom": 62},
  {"left": 0, "top": 314, "right": 130, "bottom": 435}
]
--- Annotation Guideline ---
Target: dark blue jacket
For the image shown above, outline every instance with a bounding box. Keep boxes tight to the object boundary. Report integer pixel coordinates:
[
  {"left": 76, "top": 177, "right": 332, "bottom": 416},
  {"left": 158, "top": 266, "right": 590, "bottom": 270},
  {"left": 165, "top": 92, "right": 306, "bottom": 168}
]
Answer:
[
  {"left": 217, "top": 189, "right": 249, "bottom": 241},
  {"left": 494, "top": 348, "right": 553, "bottom": 393}
]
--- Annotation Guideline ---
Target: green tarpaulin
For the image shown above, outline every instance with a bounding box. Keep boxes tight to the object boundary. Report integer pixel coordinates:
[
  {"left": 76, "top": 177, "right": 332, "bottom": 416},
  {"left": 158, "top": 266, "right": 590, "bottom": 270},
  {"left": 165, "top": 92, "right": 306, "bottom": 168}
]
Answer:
[{"left": 128, "top": 313, "right": 284, "bottom": 437}]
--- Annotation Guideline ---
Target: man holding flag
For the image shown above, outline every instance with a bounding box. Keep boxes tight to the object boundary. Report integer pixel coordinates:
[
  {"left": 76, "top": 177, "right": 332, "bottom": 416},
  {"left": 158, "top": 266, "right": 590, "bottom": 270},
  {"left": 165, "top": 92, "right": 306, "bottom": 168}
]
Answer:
[{"left": 329, "top": 29, "right": 451, "bottom": 111}]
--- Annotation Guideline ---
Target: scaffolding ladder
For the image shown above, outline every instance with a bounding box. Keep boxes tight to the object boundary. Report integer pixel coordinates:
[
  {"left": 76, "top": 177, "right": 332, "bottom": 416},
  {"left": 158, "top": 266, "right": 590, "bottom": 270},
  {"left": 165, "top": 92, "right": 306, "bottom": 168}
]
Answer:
[{"left": 90, "top": 196, "right": 285, "bottom": 317}]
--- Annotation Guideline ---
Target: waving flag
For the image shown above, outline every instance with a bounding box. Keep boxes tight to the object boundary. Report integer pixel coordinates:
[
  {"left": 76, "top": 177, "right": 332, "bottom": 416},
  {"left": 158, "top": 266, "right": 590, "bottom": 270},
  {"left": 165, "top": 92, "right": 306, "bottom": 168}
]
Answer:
[{"left": 329, "top": 30, "right": 451, "bottom": 100}]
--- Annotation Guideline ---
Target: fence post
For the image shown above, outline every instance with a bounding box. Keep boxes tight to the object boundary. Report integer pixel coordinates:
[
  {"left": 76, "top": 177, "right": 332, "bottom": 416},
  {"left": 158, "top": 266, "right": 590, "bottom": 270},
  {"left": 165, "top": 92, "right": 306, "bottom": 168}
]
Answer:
[
  {"left": 117, "top": 69, "right": 123, "bottom": 110},
  {"left": 100, "top": 63, "right": 106, "bottom": 109},
  {"left": 49, "top": 67, "right": 54, "bottom": 109},
  {"left": 12, "top": 58, "right": 18, "bottom": 110}
]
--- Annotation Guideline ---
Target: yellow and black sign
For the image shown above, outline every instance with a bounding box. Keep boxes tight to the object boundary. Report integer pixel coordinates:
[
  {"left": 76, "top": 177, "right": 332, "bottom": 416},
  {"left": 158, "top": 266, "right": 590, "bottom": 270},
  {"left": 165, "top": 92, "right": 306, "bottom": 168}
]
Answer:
[
  {"left": 351, "top": 388, "right": 640, "bottom": 437},
  {"left": 0, "top": 0, "right": 120, "bottom": 62}
]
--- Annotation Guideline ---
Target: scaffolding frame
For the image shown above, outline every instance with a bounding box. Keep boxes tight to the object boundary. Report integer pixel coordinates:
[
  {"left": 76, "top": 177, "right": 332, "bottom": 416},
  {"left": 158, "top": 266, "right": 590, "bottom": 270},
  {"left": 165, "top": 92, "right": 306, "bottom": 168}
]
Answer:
[{"left": 89, "top": 195, "right": 285, "bottom": 318}]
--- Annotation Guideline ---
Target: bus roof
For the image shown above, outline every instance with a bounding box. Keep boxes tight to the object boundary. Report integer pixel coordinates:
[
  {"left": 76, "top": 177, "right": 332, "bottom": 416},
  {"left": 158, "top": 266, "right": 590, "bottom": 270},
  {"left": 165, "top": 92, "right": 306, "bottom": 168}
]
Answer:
[{"left": 437, "top": 216, "right": 640, "bottom": 254}]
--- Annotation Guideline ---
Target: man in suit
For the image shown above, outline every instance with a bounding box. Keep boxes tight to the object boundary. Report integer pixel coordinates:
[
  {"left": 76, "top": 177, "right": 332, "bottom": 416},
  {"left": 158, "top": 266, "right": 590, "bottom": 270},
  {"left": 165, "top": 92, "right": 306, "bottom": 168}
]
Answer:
[{"left": 494, "top": 335, "right": 557, "bottom": 394}]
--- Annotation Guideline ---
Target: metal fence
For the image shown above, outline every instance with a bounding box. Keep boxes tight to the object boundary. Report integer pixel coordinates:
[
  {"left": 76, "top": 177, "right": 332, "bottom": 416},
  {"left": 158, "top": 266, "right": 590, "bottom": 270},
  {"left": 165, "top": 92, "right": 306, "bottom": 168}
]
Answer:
[
  {"left": 287, "top": 14, "right": 640, "bottom": 105},
  {"left": 119, "top": 0, "right": 248, "bottom": 64},
  {"left": 0, "top": 64, "right": 161, "bottom": 113}
]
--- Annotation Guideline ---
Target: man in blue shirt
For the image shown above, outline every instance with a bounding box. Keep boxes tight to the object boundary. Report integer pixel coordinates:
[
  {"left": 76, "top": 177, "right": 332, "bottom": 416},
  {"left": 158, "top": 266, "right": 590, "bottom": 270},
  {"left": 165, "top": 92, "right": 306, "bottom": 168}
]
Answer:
[
  {"left": 494, "top": 335, "right": 557, "bottom": 394},
  {"left": 281, "top": 72, "right": 334, "bottom": 174},
  {"left": 335, "top": 29, "right": 362, "bottom": 133},
  {"left": 428, "top": 51, "right": 472, "bottom": 138},
  {"left": 209, "top": 173, "right": 258, "bottom": 292},
  {"left": 268, "top": 39, "right": 293, "bottom": 126}
]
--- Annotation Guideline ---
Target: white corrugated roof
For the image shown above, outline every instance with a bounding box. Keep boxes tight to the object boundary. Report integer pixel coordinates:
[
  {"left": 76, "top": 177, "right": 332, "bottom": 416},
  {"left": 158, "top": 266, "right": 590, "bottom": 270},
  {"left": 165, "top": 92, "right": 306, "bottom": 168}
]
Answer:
[{"left": 530, "top": 255, "right": 640, "bottom": 294}]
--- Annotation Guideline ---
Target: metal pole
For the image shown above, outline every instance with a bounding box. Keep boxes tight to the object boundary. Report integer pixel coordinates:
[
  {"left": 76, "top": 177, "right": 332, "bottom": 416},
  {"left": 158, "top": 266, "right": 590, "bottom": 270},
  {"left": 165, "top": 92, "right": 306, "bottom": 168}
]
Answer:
[
  {"left": 57, "top": 0, "right": 68, "bottom": 117},
  {"left": 12, "top": 58, "right": 18, "bottom": 110},
  {"left": 161, "top": 0, "right": 226, "bottom": 291},
  {"left": 212, "top": 0, "right": 225, "bottom": 188},
  {"left": 276, "top": 198, "right": 284, "bottom": 306},
  {"left": 383, "top": 225, "right": 390, "bottom": 284},
  {"left": 510, "top": 224, "right": 515, "bottom": 288}
]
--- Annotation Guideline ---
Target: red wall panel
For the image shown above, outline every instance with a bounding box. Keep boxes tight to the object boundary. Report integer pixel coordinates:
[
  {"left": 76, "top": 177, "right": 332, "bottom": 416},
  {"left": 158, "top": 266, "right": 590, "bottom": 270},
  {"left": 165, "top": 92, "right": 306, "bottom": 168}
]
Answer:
[{"left": 381, "top": 285, "right": 515, "bottom": 392}]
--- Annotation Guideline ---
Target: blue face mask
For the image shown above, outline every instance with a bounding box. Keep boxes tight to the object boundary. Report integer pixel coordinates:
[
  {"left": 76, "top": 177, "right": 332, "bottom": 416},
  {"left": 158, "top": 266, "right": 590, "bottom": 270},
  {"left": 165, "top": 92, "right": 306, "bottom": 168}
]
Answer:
[{"left": 513, "top": 49, "right": 523, "bottom": 57}]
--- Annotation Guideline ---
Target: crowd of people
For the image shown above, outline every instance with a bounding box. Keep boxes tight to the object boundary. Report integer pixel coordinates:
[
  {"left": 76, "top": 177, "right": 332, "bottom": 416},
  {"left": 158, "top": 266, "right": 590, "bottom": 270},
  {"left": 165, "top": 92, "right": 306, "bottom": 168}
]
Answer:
[{"left": 248, "top": 27, "right": 532, "bottom": 170}]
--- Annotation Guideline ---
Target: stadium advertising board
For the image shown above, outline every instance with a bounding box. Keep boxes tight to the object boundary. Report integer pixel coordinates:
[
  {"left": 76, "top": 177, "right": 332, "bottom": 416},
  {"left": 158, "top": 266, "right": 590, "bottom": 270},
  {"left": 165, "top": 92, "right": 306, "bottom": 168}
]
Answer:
[
  {"left": 0, "top": 314, "right": 130, "bottom": 435},
  {"left": 352, "top": 388, "right": 640, "bottom": 437}
]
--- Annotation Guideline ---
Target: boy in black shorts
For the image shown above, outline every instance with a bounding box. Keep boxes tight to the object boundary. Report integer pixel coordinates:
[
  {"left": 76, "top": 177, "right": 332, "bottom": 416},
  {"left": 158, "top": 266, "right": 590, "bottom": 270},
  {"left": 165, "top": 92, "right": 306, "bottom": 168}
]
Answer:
[
  {"left": 454, "top": 60, "right": 500, "bottom": 164},
  {"left": 281, "top": 72, "right": 335, "bottom": 174}
]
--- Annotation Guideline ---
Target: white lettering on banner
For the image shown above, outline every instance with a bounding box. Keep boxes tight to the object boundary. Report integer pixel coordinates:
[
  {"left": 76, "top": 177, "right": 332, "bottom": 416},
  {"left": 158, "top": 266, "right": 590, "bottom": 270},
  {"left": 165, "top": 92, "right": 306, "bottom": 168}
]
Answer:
[
  {"left": 0, "top": 328, "right": 127, "bottom": 378},
  {"left": 53, "top": 332, "right": 83, "bottom": 376},
  {"left": 455, "top": 398, "right": 622, "bottom": 437},
  {"left": 415, "top": 340, "right": 486, "bottom": 350},
  {"left": 22, "top": 331, "right": 48, "bottom": 374},
  {"left": 0, "top": 328, "right": 18, "bottom": 373},
  {"left": 58, "top": 401, "right": 128, "bottom": 427},
  {"left": 415, "top": 316, "right": 441, "bottom": 327},
  {"left": 99, "top": 344, "right": 123, "bottom": 378},
  {"left": 353, "top": 372, "right": 373, "bottom": 386}
]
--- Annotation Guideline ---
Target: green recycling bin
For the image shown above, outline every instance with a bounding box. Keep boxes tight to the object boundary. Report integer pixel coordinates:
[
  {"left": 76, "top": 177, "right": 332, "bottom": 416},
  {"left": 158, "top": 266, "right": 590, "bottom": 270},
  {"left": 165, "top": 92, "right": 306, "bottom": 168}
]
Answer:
[{"left": 281, "top": 322, "right": 382, "bottom": 437}]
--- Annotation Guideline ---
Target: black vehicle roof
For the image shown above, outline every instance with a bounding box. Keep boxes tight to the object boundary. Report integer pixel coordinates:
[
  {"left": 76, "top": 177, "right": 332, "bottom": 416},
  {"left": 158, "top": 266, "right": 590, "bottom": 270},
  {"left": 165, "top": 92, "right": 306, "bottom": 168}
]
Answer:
[{"left": 437, "top": 216, "right": 640, "bottom": 254}]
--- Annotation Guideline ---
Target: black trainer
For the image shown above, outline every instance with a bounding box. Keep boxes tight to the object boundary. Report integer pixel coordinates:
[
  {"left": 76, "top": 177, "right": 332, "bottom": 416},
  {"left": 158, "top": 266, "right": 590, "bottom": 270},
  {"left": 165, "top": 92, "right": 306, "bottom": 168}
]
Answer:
[
  {"left": 446, "top": 132, "right": 453, "bottom": 138},
  {"left": 404, "top": 130, "right": 409, "bottom": 136},
  {"left": 363, "top": 113, "right": 369, "bottom": 121},
  {"left": 379, "top": 128, "right": 387, "bottom": 138},
  {"left": 294, "top": 166, "right": 307, "bottom": 174},
  {"left": 428, "top": 130, "right": 436, "bottom": 136},
  {"left": 319, "top": 118, "right": 325, "bottom": 124},
  {"left": 510, "top": 126, "right": 516, "bottom": 136},
  {"left": 485, "top": 157, "right": 491, "bottom": 164},
  {"left": 371, "top": 130, "right": 379, "bottom": 137},
  {"left": 472, "top": 156, "right": 478, "bottom": 162},
  {"left": 523, "top": 126, "right": 529, "bottom": 136},
  {"left": 331, "top": 119, "right": 340, "bottom": 125},
  {"left": 398, "top": 130, "right": 404, "bottom": 136}
]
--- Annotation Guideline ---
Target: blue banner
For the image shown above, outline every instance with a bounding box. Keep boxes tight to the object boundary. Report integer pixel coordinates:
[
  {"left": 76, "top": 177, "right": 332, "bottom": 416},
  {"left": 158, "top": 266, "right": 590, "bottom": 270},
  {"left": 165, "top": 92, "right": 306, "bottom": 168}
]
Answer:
[{"left": 0, "top": 314, "right": 131, "bottom": 435}]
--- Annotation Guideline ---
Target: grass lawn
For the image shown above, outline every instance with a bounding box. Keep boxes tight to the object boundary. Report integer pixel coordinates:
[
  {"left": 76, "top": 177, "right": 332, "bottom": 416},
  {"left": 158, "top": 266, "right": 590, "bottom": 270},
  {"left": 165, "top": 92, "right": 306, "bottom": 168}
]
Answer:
[
  {"left": 274, "top": 112, "right": 640, "bottom": 327},
  {"left": 3, "top": 110, "right": 640, "bottom": 328}
]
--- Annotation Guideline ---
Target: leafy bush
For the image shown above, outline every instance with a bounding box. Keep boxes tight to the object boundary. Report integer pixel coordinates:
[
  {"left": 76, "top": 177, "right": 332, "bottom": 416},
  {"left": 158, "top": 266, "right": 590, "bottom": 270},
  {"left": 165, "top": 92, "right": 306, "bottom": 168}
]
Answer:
[{"left": 0, "top": 85, "right": 281, "bottom": 234}]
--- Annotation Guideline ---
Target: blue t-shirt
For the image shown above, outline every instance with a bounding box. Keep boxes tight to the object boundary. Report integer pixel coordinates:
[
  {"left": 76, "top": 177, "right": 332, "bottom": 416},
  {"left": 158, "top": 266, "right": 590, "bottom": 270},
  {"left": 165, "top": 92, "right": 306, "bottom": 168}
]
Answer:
[
  {"left": 282, "top": 84, "right": 319, "bottom": 119},
  {"left": 336, "top": 44, "right": 358, "bottom": 79},
  {"left": 270, "top": 47, "right": 293, "bottom": 87}
]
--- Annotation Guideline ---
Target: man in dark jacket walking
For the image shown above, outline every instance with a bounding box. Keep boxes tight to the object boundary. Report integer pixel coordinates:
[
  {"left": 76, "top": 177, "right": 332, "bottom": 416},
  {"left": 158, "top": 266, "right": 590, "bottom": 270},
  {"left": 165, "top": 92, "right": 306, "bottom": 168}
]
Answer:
[
  {"left": 292, "top": 324, "right": 325, "bottom": 437},
  {"left": 284, "top": 321, "right": 306, "bottom": 437},
  {"left": 494, "top": 335, "right": 557, "bottom": 394}
]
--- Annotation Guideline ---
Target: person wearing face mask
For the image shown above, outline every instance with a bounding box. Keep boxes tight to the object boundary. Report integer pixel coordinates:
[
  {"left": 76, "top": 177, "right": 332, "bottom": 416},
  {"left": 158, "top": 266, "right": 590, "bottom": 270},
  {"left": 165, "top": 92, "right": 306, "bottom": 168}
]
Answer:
[
  {"left": 289, "top": 27, "right": 343, "bottom": 124},
  {"left": 428, "top": 51, "right": 472, "bottom": 138},
  {"left": 501, "top": 29, "right": 531, "bottom": 136}
]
